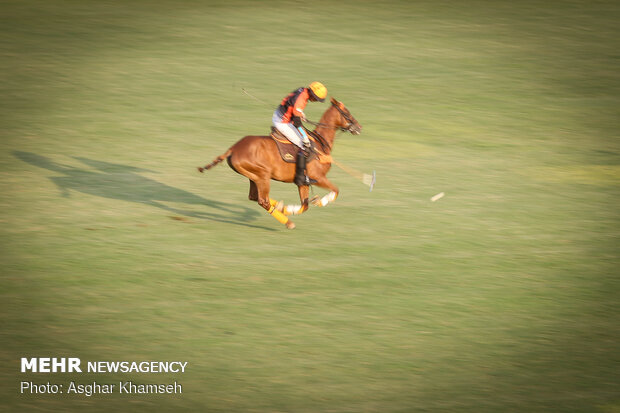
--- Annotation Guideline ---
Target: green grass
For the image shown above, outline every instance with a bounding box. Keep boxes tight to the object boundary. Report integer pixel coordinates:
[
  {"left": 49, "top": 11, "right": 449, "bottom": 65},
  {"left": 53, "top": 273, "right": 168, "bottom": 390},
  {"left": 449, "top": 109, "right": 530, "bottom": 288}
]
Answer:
[{"left": 1, "top": 0, "right": 619, "bottom": 411}]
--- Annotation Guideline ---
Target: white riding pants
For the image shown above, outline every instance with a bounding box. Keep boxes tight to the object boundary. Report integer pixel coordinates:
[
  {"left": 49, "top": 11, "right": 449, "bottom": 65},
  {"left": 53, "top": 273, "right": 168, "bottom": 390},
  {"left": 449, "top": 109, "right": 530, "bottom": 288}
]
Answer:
[{"left": 272, "top": 109, "right": 306, "bottom": 149}]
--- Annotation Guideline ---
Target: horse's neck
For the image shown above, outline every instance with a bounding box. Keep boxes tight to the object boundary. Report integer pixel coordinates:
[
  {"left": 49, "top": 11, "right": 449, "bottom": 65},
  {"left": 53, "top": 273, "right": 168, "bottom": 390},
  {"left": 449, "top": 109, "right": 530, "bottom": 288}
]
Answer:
[
  {"left": 313, "top": 127, "right": 335, "bottom": 152},
  {"left": 313, "top": 110, "right": 338, "bottom": 152}
]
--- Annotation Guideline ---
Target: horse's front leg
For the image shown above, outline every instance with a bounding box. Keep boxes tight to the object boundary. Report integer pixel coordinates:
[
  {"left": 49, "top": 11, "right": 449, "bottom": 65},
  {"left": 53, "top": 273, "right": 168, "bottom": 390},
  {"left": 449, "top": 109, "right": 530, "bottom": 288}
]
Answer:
[
  {"left": 311, "top": 177, "right": 339, "bottom": 207},
  {"left": 281, "top": 185, "right": 310, "bottom": 216}
]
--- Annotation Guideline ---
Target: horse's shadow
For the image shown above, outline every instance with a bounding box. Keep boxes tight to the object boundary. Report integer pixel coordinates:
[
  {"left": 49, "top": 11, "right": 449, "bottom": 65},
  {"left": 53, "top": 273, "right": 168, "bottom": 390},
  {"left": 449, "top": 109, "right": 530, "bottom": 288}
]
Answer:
[{"left": 14, "top": 151, "right": 272, "bottom": 230}]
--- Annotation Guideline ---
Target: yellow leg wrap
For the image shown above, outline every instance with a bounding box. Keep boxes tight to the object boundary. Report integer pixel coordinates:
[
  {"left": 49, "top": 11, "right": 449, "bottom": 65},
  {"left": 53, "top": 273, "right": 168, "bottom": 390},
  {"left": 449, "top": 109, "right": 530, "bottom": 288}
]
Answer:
[
  {"left": 268, "top": 205, "right": 289, "bottom": 225},
  {"left": 269, "top": 198, "right": 284, "bottom": 213}
]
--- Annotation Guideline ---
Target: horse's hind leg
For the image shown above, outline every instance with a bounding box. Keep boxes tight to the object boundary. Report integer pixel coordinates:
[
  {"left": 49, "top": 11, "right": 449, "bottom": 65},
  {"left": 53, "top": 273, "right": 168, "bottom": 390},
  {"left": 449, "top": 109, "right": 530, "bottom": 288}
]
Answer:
[
  {"left": 248, "top": 180, "right": 258, "bottom": 201},
  {"left": 250, "top": 178, "right": 285, "bottom": 212},
  {"left": 254, "top": 178, "right": 295, "bottom": 229}
]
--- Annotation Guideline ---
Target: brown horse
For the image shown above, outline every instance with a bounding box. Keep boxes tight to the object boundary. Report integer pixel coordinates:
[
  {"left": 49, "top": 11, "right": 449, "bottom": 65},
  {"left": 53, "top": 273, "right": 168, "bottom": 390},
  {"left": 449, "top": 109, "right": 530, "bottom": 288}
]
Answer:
[{"left": 198, "top": 98, "right": 362, "bottom": 229}]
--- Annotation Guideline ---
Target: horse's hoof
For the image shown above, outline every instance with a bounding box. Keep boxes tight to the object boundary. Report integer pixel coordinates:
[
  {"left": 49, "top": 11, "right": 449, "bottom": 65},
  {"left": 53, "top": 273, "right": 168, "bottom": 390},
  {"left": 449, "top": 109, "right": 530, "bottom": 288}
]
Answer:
[{"left": 285, "top": 221, "right": 296, "bottom": 230}]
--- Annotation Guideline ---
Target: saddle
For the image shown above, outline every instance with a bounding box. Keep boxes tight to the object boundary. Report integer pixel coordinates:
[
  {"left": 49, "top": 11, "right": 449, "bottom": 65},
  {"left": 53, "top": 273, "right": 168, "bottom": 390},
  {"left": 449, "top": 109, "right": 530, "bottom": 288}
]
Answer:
[{"left": 270, "top": 127, "right": 320, "bottom": 163}]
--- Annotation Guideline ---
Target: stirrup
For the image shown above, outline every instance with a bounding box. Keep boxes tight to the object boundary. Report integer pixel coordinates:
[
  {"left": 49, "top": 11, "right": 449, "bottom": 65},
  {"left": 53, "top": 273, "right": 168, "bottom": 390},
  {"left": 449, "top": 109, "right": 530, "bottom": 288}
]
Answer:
[{"left": 295, "top": 175, "right": 317, "bottom": 186}]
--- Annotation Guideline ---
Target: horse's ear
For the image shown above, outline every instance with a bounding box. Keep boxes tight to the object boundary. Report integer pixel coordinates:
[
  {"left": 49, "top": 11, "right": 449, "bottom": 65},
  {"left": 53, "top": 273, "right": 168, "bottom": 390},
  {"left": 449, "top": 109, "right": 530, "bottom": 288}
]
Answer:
[{"left": 330, "top": 97, "right": 339, "bottom": 106}]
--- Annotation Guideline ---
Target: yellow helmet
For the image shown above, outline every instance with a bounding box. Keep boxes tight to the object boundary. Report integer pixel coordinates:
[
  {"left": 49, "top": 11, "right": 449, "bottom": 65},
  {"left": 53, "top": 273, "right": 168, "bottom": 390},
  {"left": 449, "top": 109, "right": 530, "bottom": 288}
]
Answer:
[{"left": 309, "top": 81, "right": 327, "bottom": 102}]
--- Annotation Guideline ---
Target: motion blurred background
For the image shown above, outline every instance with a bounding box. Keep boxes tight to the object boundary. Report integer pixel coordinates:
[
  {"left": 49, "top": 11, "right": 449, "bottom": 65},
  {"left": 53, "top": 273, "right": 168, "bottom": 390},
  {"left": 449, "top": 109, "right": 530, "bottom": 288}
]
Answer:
[{"left": 1, "top": 0, "right": 618, "bottom": 411}]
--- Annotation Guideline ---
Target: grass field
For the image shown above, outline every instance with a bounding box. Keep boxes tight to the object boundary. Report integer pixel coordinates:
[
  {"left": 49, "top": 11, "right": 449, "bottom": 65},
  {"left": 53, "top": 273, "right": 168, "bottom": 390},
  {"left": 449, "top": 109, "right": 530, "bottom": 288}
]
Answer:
[{"left": 1, "top": 0, "right": 619, "bottom": 411}]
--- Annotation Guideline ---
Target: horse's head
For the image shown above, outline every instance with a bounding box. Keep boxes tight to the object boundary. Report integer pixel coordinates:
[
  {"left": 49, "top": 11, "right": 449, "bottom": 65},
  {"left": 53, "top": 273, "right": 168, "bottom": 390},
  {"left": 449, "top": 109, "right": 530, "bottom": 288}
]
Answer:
[{"left": 330, "top": 98, "right": 362, "bottom": 135}]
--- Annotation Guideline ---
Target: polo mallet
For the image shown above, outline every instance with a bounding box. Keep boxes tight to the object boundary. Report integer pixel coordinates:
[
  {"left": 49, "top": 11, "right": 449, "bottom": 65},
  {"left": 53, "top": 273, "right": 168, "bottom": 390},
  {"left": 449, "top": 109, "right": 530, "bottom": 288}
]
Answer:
[
  {"left": 242, "top": 88, "right": 270, "bottom": 106},
  {"left": 330, "top": 158, "right": 376, "bottom": 192},
  {"left": 242, "top": 87, "right": 376, "bottom": 191}
]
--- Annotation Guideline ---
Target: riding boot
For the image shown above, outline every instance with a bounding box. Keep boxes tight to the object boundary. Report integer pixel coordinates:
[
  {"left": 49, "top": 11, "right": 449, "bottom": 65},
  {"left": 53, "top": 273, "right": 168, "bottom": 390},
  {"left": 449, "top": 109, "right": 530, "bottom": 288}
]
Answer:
[{"left": 294, "top": 150, "right": 316, "bottom": 186}]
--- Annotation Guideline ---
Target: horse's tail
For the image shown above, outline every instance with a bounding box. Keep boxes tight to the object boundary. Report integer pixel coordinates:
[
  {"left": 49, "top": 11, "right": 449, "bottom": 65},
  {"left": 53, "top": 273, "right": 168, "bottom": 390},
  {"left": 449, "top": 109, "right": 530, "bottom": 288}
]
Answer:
[{"left": 198, "top": 147, "right": 233, "bottom": 173}]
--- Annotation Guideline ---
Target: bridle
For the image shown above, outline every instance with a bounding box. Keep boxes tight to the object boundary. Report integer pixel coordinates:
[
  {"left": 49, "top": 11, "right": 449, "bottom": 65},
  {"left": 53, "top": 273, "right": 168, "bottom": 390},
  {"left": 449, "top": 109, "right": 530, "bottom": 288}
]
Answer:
[
  {"left": 332, "top": 103, "right": 357, "bottom": 133},
  {"left": 305, "top": 102, "right": 357, "bottom": 133}
]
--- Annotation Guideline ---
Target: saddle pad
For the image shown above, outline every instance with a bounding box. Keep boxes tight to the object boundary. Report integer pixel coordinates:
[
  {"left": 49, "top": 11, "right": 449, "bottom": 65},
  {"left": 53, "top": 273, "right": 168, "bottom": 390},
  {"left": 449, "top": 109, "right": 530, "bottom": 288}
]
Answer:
[{"left": 270, "top": 127, "right": 318, "bottom": 163}]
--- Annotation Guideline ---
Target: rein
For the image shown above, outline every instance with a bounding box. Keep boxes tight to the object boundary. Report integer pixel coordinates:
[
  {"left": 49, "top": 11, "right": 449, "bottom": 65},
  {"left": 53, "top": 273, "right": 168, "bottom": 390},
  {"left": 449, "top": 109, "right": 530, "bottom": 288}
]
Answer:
[
  {"left": 308, "top": 129, "right": 331, "bottom": 153},
  {"left": 304, "top": 102, "right": 356, "bottom": 133},
  {"left": 305, "top": 119, "right": 348, "bottom": 132}
]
